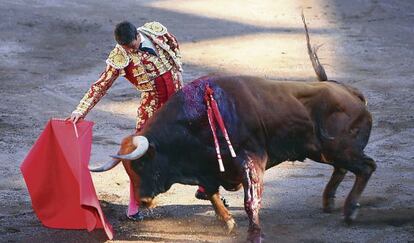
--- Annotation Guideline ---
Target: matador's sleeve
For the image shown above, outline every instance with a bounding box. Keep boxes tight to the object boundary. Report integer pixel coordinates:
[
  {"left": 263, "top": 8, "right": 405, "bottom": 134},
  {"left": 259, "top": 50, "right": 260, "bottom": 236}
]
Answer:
[
  {"left": 73, "top": 45, "right": 130, "bottom": 118},
  {"left": 73, "top": 65, "right": 120, "bottom": 118}
]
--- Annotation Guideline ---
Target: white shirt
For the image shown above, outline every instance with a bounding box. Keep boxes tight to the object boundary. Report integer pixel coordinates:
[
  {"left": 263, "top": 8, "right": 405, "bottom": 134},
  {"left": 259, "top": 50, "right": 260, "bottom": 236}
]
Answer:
[{"left": 138, "top": 32, "right": 158, "bottom": 55}]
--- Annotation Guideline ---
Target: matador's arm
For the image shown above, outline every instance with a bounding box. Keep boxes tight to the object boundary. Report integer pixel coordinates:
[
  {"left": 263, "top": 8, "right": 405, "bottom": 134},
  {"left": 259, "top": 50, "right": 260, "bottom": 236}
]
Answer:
[
  {"left": 72, "top": 64, "right": 120, "bottom": 118},
  {"left": 72, "top": 44, "right": 130, "bottom": 118}
]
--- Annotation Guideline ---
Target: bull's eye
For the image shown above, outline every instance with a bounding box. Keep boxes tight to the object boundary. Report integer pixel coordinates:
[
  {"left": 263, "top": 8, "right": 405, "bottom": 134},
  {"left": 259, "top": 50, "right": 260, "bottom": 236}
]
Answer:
[{"left": 132, "top": 151, "right": 154, "bottom": 172}]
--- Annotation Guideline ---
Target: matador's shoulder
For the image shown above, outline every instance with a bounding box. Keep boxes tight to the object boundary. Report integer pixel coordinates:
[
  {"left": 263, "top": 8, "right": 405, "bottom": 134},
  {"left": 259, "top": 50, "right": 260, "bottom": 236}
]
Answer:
[
  {"left": 138, "top": 22, "right": 168, "bottom": 36},
  {"left": 106, "top": 44, "right": 130, "bottom": 69}
]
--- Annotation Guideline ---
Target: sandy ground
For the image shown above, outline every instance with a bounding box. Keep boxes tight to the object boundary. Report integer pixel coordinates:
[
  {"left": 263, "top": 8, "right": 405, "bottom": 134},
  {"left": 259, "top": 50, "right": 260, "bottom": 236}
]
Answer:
[{"left": 0, "top": 0, "right": 413, "bottom": 242}]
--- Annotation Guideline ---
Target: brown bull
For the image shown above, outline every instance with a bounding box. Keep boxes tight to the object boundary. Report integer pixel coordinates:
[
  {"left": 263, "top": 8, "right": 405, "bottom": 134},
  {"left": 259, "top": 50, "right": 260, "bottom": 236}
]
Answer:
[{"left": 90, "top": 15, "right": 376, "bottom": 242}]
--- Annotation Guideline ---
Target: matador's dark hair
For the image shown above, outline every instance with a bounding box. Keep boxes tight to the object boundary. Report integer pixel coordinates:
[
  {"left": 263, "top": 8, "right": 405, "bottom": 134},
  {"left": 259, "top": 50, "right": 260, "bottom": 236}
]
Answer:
[{"left": 114, "top": 21, "right": 137, "bottom": 45}]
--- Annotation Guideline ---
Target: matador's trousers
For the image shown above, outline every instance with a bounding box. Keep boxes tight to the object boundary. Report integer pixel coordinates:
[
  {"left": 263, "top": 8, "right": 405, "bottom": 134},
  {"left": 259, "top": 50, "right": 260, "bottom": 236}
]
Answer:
[{"left": 135, "top": 70, "right": 181, "bottom": 132}]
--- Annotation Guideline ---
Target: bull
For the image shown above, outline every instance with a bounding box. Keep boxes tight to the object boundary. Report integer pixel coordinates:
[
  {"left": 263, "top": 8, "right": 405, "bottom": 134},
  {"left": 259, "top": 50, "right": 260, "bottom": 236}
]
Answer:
[{"left": 90, "top": 15, "right": 376, "bottom": 242}]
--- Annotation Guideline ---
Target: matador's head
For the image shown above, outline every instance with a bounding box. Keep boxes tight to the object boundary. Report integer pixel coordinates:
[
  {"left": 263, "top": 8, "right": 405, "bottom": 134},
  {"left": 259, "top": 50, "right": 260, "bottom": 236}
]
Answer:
[{"left": 114, "top": 21, "right": 141, "bottom": 52}]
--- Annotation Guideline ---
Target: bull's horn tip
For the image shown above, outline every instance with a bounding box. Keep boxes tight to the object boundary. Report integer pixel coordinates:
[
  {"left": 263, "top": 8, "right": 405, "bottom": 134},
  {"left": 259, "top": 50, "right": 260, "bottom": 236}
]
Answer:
[{"left": 88, "top": 166, "right": 101, "bottom": 172}]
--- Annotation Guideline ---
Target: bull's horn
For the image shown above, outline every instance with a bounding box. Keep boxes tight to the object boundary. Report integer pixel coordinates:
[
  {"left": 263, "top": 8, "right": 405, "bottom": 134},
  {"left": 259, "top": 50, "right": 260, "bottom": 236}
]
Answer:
[
  {"left": 110, "top": 136, "right": 149, "bottom": 161},
  {"left": 89, "top": 158, "right": 121, "bottom": 172}
]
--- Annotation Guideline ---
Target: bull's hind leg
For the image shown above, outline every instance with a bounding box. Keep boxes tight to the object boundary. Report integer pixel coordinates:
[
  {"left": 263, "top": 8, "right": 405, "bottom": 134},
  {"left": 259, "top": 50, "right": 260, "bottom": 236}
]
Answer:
[
  {"left": 241, "top": 156, "right": 265, "bottom": 243},
  {"left": 341, "top": 154, "right": 376, "bottom": 224},
  {"left": 208, "top": 192, "right": 236, "bottom": 234},
  {"left": 323, "top": 167, "right": 347, "bottom": 213}
]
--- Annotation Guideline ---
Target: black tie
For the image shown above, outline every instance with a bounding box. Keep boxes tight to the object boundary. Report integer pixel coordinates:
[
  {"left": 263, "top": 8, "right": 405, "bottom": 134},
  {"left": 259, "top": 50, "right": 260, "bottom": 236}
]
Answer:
[{"left": 139, "top": 43, "right": 157, "bottom": 56}]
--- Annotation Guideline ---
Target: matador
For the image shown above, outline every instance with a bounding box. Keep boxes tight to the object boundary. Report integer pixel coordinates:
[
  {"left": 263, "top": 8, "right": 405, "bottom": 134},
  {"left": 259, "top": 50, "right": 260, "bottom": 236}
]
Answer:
[
  {"left": 70, "top": 21, "right": 183, "bottom": 132},
  {"left": 69, "top": 21, "right": 185, "bottom": 220}
]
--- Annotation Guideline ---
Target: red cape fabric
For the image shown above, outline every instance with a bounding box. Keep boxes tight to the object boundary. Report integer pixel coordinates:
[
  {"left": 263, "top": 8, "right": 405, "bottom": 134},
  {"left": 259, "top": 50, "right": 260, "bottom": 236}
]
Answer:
[{"left": 20, "top": 119, "right": 113, "bottom": 239}]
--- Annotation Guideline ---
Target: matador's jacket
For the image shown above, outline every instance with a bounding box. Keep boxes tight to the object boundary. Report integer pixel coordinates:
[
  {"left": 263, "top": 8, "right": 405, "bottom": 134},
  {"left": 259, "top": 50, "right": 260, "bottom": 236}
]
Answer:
[{"left": 73, "top": 22, "right": 183, "bottom": 132}]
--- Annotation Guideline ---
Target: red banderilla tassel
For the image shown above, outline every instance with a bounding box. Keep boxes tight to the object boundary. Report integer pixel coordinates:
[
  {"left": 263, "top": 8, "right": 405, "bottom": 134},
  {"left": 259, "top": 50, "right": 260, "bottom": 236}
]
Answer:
[{"left": 204, "top": 84, "right": 237, "bottom": 172}]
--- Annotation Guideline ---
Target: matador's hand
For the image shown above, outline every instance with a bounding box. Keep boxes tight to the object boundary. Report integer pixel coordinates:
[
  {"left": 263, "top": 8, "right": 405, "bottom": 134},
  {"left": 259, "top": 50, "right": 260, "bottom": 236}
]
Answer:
[{"left": 66, "top": 112, "right": 83, "bottom": 124}]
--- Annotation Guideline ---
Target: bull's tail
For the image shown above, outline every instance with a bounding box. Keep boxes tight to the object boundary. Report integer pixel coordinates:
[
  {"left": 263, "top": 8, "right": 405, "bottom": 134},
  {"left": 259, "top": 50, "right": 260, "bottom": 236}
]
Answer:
[
  {"left": 301, "top": 13, "right": 328, "bottom": 81},
  {"left": 301, "top": 13, "right": 367, "bottom": 105}
]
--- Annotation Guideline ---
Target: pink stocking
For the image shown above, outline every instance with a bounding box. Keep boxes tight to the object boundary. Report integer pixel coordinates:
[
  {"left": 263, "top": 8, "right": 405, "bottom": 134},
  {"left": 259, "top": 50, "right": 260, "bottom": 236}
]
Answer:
[{"left": 127, "top": 181, "right": 139, "bottom": 216}]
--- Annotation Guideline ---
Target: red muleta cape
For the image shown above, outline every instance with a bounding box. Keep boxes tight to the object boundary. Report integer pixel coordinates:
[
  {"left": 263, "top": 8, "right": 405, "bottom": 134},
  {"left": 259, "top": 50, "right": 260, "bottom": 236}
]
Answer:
[{"left": 20, "top": 119, "right": 113, "bottom": 239}]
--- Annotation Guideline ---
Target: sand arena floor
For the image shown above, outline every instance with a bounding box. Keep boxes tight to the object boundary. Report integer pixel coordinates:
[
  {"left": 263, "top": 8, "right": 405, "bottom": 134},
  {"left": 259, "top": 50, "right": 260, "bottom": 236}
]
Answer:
[{"left": 0, "top": 0, "right": 413, "bottom": 242}]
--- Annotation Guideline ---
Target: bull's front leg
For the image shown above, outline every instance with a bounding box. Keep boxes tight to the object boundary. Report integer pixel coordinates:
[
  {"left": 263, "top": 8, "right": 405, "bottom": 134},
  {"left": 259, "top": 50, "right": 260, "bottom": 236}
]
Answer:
[
  {"left": 208, "top": 192, "right": 236, "bottom": 234},
  {"left": 242, "top": 156, "right": 264, "bottom": 243}
]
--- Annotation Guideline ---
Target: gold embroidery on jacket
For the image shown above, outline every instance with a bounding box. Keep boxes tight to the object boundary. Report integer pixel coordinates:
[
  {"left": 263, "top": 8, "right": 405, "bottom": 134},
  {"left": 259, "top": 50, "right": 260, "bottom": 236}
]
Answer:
[
  {"left": 106, "top": 45, "right": 130, "bottom": 69},
  {"left": 138, "top": 22, "right": 168, "bottom": 36},
  {"left": 132, "top": 66, "right": 146, "bottom": 77},
  {"left": 136, "top": 81, "right": 154, "bottom": 92}
]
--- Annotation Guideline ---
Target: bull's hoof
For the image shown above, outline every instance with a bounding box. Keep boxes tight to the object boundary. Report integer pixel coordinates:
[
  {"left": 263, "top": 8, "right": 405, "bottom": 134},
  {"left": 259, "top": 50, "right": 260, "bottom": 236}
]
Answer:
[
  {"left": 225, "top": 218, "right": 236, "bottom": 234},
  {"left": 323, "top": 197, "right": 335, "bottom": 213},
  {"left": 343, "top": 202, "right": 360, "bottom": 225}
]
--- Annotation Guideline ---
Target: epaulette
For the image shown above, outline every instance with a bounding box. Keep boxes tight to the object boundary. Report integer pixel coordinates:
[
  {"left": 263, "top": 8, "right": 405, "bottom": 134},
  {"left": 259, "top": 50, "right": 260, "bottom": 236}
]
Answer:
[
  {"left": 106, "top": 45, "right": 130, "bottom": 69},
  {"left": 138, "top": 22, "right": 168, "bottom": 36}
]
